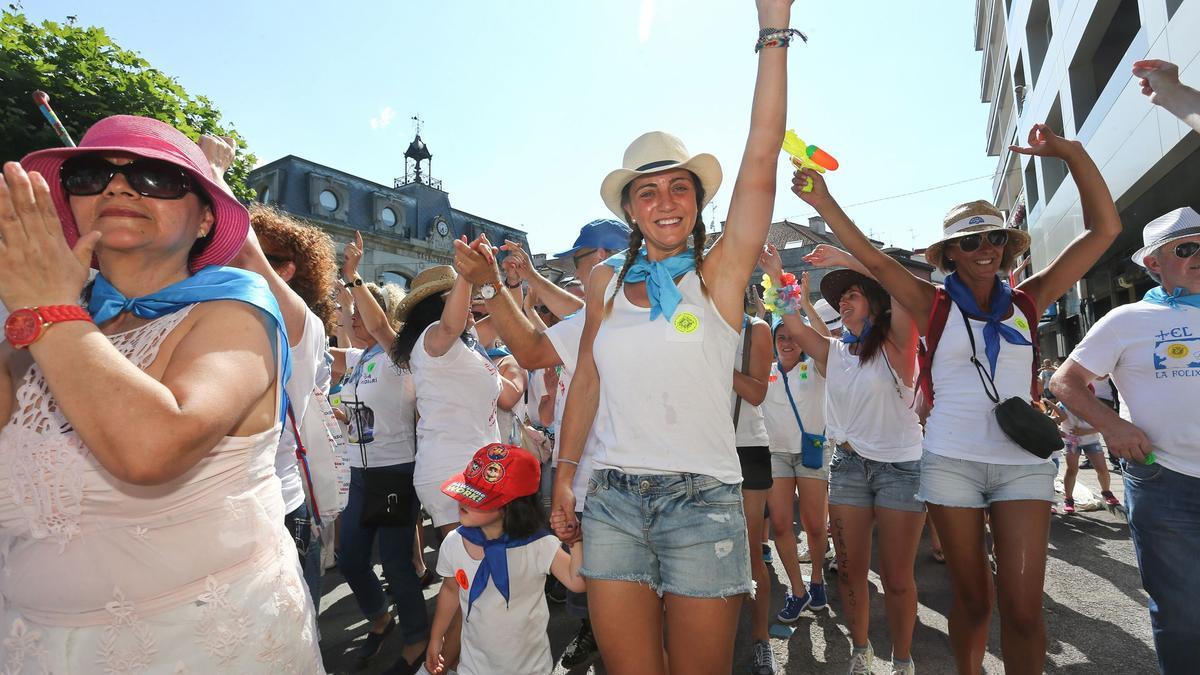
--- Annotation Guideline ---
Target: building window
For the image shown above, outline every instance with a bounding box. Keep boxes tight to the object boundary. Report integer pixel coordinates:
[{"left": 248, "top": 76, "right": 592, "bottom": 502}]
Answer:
[
  {"left": 257, "top": 185, "right": 271, "bottom": 204},
  {"left": 381, "top": 207, "right": 397, "bottom": 227},
  {"left": 1024, "top": 159, "right": 1040, "bottom": 209},
  {"left": 1043, "top": 96, "right": 1068, "bottom": 203},
  {"left": 1013, "top": 52, "right": 1027, "bottom": 116},
  {"left": 319, "top": 189, "right": 339, "bottom": 212},
  {"left": 1168, "top": 0, "right": 1183, "bottom": 18},
  {"left": 1068, "top": 0, "right": 1141, "bottom": 128},
  {"left": 1026, "top": 0, "right": 1052, "bottom": 87}
]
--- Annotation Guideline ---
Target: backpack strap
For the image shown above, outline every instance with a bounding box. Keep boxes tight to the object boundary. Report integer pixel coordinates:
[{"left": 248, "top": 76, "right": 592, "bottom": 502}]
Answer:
[
  {"left": 917, "top": 287, "right": 953, "bottom": 406},
  {"left": 733, "top": 315, "right": 753, "bottom": 429},
  {"left": 1010, "top": 288, "right": 1042, "bottom": 400}
]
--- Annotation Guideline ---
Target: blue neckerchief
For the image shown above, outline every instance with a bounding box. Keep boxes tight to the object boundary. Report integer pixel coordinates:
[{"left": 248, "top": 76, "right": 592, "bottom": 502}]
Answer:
[
  {"left": 1145, "top": 286, "right": 1200, "bottom": 310},
  {"left": 603, "top": 247, "right": 696, "bottom": 321},
  {"left": 487, "top": 345, "right": 512, "bottom": 360},
  {"left": 943, "top": 272, "right": 1031, "bottom": 378},
  {"left": 840, "top": 317, "right": 872, "bottom": 345},
  {"left": 88, "top": 265, "right": 292, "bottom": 422},
  {"left": 456, "top": 526, "right": 553, "bottom": 616}
]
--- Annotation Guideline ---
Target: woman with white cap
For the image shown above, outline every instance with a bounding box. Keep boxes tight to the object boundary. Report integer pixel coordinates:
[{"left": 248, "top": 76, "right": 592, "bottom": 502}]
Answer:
[
  {"left": 791, "top": 123, "right": 1121, "bottom": 674},
  {"left": 760, "top": 242, "right": 925, "bottom": 675},
  {"left": 0, "top": 116, "right": 321, "bottom": 671},
  {"left": 549, "top": 2, "right": 794, "bottom": 672}
]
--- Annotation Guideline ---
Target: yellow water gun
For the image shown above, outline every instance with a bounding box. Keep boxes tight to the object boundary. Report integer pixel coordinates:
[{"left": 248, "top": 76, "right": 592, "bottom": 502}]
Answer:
[{"left": 782, "top": 129, "right": 839, "bottom": 192}]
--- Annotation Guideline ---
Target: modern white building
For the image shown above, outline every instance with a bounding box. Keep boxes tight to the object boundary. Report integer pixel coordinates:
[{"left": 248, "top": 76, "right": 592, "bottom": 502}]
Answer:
[{"left": 974, "top": 0, "right": 1200, "bottom": 357}]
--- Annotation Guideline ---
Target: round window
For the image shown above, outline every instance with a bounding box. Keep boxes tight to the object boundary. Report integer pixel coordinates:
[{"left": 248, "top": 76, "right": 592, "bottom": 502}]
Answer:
[
  {"left": 381, "top": 207, "right": 397, "bottom": 227},
  {"left": 319, "top": 189, "right": 339, "bottom": 212}
]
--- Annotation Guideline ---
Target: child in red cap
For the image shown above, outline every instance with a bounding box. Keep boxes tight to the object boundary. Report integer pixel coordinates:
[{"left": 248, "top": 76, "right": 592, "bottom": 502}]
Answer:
[{"left": 426, "top": 443, "right": 584, "bottom": 675}]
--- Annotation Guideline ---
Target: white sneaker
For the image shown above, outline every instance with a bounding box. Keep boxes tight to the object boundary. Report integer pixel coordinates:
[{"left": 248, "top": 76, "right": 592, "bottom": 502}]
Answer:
[
  {"left": 891, "top": 656, "right": 915, "bottom": 675},
  {"left": 847, "top": 643, "right": 873, "bottom": 674}
]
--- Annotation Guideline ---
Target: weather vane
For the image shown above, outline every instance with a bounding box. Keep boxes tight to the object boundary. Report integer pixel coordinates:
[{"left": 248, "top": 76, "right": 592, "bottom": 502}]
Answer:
[{"left": 412, "top": 115, "right": 423, "bottom": 136}]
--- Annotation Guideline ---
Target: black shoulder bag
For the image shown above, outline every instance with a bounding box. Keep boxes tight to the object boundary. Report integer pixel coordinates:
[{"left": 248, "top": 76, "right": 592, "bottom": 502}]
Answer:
[{"left": 959, "top": 307, "right": 1063, "bottom": 459}]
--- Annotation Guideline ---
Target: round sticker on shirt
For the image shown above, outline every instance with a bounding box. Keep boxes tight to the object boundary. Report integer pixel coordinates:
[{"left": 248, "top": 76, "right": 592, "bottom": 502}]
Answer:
[
  {"left": 455, "top": 568, "right": 470, "bottom": 590},
  {"left": 1014, "top": 317, "right": 1029, "bottom": 331},
  {"left": 673, "top": 311, "right": 700, "bottom": 334},
  {"left": 799, "top": 363, "right": 809, "bottom": 380}
]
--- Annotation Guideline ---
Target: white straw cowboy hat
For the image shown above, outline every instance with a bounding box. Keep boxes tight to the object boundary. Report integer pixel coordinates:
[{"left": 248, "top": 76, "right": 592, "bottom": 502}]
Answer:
[
  {"left": 600, "top": 131, "right": 722, "bottom": 221},
  {"left": 1131, "top": 207, "right": 1200, "bottom": 266},
  {"left": 924, "top": 200, "right": 1031, "bottom": 272},
  {"left": 395, "top": 265, "right": 456, "bottom": 321}
]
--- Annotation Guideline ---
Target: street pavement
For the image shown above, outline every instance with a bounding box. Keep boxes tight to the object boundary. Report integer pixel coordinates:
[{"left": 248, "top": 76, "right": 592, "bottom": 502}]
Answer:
[{"left": 317, "top": 463, "right": 1156, "bottom": 674}]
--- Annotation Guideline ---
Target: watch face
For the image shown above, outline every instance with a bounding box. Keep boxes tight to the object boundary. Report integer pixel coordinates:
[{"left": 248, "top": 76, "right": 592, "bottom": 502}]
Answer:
[
  {"left": 436, "top": 221, "right": 449, "bottom": 236},
  {"left": 480, "top": 284, "right": 496, "bottom": 300},
  {"left": 4, "top": 309, "right": 43, "bottom": 347}
]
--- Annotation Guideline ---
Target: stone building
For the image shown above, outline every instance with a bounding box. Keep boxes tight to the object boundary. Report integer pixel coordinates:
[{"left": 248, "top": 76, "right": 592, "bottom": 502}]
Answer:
[{"left": 247, "top": 133, "right": 528, "bottom": 289}]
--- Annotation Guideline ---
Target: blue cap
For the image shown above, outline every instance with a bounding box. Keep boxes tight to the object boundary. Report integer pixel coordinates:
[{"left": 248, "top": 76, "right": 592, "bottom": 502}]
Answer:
[{"left": 555, "top": 219, "right": 632, "bottom": 259}]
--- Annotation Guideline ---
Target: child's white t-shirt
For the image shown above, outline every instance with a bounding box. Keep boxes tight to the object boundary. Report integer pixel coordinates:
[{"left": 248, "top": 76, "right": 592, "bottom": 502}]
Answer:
[{"left": 436, "top": 529, "right": 561, "bottom": 675}]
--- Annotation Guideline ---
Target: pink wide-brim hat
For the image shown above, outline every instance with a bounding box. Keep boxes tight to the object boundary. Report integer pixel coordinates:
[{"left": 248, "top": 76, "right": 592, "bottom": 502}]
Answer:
[{"left": 20, "top": 115, "right": 249, "bottom": 273}]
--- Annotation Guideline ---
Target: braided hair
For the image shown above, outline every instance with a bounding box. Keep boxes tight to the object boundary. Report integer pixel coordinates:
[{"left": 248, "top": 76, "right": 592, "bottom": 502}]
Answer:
[{"left": 606, "top": 171, "right": 707, "bottom": 316}]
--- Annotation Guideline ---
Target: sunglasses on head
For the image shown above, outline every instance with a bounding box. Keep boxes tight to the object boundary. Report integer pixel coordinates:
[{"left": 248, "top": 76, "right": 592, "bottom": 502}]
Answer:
[
  {"left": 1171, "top": 241, "right": 1200, "bottom": 259},
  {"left": 60, "top": 155, "right": 197, "bottom": 200},
  {"left": 953, "top": 230, "right": 1009, "bottom": 253}
]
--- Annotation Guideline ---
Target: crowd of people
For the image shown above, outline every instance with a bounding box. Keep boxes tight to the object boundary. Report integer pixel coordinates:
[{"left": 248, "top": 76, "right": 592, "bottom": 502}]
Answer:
[{"left": 1, "top": 2, "right": 1199, "bottom": 672}]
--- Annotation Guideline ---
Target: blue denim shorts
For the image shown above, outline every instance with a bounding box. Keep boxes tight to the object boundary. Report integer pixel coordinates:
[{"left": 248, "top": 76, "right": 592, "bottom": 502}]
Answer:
[
  {"left": 917, "top": 450, "right": 1055, "bottom": 508},
  {"left": 1066, "top": 441, "right": 1104, "bottom": 456},
  {"left": 828, "top": 446, "right": 924, "bottom": 512},
  {"left": 580, "top": 469, "right": 753, "bottom": 598}
]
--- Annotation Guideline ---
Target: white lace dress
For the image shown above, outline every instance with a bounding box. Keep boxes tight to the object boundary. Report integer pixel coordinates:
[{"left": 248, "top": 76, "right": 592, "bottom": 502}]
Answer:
[{"left": 0, "top": 307, "right": 325, "bottom": 674}]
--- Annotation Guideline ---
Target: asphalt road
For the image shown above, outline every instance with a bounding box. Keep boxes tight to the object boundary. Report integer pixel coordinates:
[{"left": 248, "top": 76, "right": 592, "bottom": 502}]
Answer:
[{"left": 317, "top": 463, "right": 1156, "bottom": 674}]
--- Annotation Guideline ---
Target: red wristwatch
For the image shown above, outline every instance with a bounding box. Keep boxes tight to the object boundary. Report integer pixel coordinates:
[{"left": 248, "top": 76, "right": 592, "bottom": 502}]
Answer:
[{"left": 4, "top": 305, "right": 93, "bottom": 349}]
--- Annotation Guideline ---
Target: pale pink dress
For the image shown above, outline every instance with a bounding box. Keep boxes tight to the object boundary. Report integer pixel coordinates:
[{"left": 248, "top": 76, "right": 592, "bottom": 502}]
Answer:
[{"left": 0, "top": 306, "right": 324, "bottom": 674}]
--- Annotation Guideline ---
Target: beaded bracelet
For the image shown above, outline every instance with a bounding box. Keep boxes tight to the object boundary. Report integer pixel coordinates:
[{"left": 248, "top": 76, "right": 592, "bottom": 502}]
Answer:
[{"left": 755, "top": 27, "right": 808, "bottom": 53}]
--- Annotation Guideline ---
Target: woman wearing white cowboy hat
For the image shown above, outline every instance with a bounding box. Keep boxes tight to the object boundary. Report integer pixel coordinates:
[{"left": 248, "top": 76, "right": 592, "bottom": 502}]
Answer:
[
  {"left": 789, "top": 122, "right": 1121, "bottom": 674},
  {"left": 549, "top": 1, "right": 795, "bottom": 673}
]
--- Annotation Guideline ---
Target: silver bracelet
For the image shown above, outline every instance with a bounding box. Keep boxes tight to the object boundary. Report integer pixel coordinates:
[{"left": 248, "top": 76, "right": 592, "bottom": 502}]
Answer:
[{"left": 558, "top": 458, "right": 580, "bottom": 467}]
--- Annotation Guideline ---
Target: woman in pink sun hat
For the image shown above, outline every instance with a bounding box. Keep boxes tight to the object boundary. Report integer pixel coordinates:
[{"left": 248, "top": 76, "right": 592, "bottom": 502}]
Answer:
[{"left": 0, "top": 115, "right": 323, "bottom": 672}]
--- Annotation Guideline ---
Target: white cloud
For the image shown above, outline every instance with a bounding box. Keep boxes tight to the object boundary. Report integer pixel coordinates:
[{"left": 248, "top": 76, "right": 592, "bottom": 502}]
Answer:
[{"left": 369, "top": 106, "right": 396, "bottom": 130}]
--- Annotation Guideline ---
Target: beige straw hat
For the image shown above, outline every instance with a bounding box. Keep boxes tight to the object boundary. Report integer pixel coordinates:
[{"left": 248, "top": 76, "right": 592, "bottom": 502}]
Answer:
[
  {"left": 394, "top": 265, "right": 456, "bottom": 321},
  {"left": 924, "top": 200, "right": 1031, "bottom": 272},
  {"left": 600, "top": 131, "right": 722, "bottom": 221}
]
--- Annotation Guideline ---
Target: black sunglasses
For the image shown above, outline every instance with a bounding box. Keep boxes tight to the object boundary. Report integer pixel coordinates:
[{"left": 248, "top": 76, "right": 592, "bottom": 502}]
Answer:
[
  {"left": 954, "top": 230, "right": 1009, "bottom": 253},
  {"left": 1172, "top": 241, "right": 1200, "bottom": 259},
  {"left": 60, "top": 155, "right": 197, "bottom": 200},
  {"left": 572, "top": 249, "right": 597, "bottom": 268}
]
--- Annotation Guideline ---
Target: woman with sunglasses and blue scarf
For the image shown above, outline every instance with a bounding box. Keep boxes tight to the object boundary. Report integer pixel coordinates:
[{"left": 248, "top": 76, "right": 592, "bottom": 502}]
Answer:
[
  {"left": 548, "top": 3, "right": 793, "bottom": 673},
  {"left": 761, "top": 242, "right": 925, "bottom": 675},
  {"left": 792, "top": 122, "right": 1121, "bottom": 675},
  {"left": 0, "top": 116, "right": 323, "bottom": 672}
]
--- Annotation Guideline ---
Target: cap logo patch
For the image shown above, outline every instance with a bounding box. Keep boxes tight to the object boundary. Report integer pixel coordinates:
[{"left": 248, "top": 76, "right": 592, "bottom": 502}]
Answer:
[
  {"left": 486, "top": 444, "right": 509, "bottom": 460},
  {"left": 464, "top": 458, "right": 484, "bottom": 478},
  {"left": 483, "top": 462, "right": 506, "bottom": 484},
  {"left": 968, "top": 216, "right": 985, "bottom": 225}
]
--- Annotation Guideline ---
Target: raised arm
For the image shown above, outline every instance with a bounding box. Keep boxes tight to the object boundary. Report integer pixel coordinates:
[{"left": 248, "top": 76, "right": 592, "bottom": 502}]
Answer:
[
  {"left": 423, "top": 247, "right": 476, "bottom": 359},
  {"left": 1134, "top": 59, "right": 1200, "bottom": 134},
  {"left": 452, "top": 236, "right": 563, "bottom": 370},
  {"left": 1010, "top": 124, "right": 1122, "bottom": 313},
  {"left": 760, "top": 246, "right": 830, "bottom": 368},
  {"left": 342, "top": 231, "right": 398, "bottom": 346},
  {"left": 793, "top": 171, "right": 937, "bottom": 333},
  {"left": 551, "top": 264, "right": 612, "bottom": 540},
  {"left": 701, "top": 0, "right": 792, "bottom": 326},
  {"left": 804, "top": 244, "right": 917, "bottom": 354},
  {"left": 502, "top": 240, "right": 583, "bottom": 319}
]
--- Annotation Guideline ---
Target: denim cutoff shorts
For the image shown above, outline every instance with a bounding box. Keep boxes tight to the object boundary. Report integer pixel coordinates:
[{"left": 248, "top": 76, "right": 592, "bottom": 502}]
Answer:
[
  {"left": 580, "top": 469, "right": 753, "bottom": 598},
  {"left": 828, "top": 446, "right": 924, "bottom": 512},
  {"left": 1066, "top": 441, "right": 1104, "bottom": 456},
  {"left": 917, "top": 450, "right": 1055, "bottom": 508}
]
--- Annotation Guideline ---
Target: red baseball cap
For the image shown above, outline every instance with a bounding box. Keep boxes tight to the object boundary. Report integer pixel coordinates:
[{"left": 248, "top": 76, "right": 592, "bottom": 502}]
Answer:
[{"left": 441, "top": 443, "right": 541, "bottom": 511}]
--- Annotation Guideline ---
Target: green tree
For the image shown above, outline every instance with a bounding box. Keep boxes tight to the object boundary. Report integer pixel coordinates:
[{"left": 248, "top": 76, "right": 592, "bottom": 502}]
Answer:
[{"left": 0, "top": 9, "right": 258, "bottom": 200}]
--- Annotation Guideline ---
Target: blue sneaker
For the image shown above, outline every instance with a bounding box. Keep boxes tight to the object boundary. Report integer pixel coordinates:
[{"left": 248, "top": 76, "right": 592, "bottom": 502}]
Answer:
[
  {"left": 777, "top": 590, "right": 811, "bottom": 623},
  {"left": 808, "top": 582, "right": 828, "bottom": 611},
  {"left": 761, "top": 542, "right": 773, "bottom": 563}
]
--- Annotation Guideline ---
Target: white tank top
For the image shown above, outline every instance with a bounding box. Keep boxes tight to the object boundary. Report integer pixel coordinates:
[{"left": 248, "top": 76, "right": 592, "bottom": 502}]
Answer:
[
  {"left": 823, "top": 339, "right": 923, "bottom": 463},
  {"left": 592, "top": 272, "right": 741, "bottom": 483},
  {"left": 732, "top": 316, "right": 770, "bottom": 448},
  {"left": 411, "top": 325, "right": 503, "bottom": 486},
  {"left": 922, "top": 303, "right": 1044, "bottom": 464},
  {"left": 763, "top": 358, "right": 826, "bottom": 454}
]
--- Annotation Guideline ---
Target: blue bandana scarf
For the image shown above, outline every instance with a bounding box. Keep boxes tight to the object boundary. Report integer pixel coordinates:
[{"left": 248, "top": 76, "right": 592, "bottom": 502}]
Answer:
[
  {"left": 943, "top": 272, "right": 1031, "bottom": 377},
  {"left": 603, "top": 247, "right": 696, "bottom": 321},
  {"left": 1145, "top": 286, "right": 1200, "bottom": 310},
  {"left": 486, "top": 345, "right": 512, "bottom": 360},
  {"left": 840, "top": 317, "right": 872, "bottom": 345},
  {"left": 88, "top": 265, "right": 292, "bottom": 421},
  {"left": 456, "top": 526, "right": 553, "bottom": 616}
]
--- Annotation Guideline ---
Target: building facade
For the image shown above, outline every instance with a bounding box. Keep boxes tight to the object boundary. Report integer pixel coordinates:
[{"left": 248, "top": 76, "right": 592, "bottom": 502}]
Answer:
[
  {"left": 247, "top": 133, "right": 528, "bottom": 289},
  {"left": 974, "top": 0, "right": 1200, "bottom": 357}
]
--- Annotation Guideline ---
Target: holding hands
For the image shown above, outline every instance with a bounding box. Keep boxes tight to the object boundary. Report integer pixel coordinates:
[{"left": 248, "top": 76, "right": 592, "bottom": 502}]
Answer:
[{"left": 452, "top": 234, "right": 501, "bottom": 287}]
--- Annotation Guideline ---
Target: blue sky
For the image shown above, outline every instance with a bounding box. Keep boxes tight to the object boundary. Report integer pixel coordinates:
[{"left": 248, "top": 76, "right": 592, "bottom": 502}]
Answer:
[{"left": 27, "top": 1, "right": 1002, "bottom": 256}]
